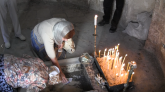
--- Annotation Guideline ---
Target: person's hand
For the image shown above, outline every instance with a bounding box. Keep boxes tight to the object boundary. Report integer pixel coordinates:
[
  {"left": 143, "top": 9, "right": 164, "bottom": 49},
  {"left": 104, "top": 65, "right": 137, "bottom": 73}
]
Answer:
[
  {"left": 58, "top": 42, "right": 65, "bottom": 49},
  {"left": 60, "top": 72, "right": 68, "bottom": 83}
]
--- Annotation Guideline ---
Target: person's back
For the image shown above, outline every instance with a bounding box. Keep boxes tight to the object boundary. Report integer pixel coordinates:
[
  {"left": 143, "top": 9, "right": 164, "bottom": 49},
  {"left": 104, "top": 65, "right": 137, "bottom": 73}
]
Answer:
[
  {"left": 3, "top": 54, "right": 48, "bottom": 91},
  {"left": 0, "top": 54, "right": 62, "bottom": 92},
  {"left": 33, "top": 18, "right": 66, "bottom": 44}
]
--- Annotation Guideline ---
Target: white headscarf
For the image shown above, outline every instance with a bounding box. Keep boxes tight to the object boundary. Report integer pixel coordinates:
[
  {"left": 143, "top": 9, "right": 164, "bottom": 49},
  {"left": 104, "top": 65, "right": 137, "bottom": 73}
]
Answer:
[{"left": 53, "top": 21, "right": 74, "bottom": 45}]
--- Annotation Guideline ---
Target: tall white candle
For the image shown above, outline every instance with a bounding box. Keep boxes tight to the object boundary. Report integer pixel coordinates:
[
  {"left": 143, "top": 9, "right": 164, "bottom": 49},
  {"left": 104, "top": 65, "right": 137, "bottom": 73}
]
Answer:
[
  {"left": 117, "top": 43, "right": 120, "bottom": 51},
  {"left": 104, "top": 48, "right": 107, "bottom": 57},
  {"left": 122, "top": 54, "right": 127, "bottom": 65},
  {"left": 99, "top": 50, "right": 101, "bottom": 58},
  {"left": 94, "top": 15, "right": 98, "bottom": 25},
  {"left": 104, "top": 48, "right": 107, "bottom": 63}
]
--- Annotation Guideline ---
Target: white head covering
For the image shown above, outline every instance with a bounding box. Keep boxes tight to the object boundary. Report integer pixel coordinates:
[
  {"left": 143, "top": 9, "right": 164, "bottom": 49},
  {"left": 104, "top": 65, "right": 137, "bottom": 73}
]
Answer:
[{"left": 53, "top": 21, "right": 74, "bottom": 45}]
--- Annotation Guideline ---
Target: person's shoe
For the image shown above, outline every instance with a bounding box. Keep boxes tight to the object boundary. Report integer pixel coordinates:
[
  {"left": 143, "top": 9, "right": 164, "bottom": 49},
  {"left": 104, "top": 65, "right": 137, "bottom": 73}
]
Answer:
[
  {"left": 5, "top": 42, "right": 10, "bottom": 49},
  {"left": 98, "top": 20, "right": 109, "bottom": 26},
  {"left": 16, "top": 34, "right": 26, "bottom": 41},
  {"left": 109, "top": 26, "right": 117, "bottom": 33}
]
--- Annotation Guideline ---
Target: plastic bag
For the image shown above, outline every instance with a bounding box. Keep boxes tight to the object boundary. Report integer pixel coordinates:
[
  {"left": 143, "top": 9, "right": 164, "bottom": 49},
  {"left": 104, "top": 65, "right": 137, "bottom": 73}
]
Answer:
[{"left": 123, "top": 12, "right": 152, "bottom": 40}]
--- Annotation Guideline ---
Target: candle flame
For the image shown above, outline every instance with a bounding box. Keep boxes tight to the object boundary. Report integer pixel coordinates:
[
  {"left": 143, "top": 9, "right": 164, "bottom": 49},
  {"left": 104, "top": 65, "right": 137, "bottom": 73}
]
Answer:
[
  {"left": 121, "top": 74, "right": 123, "bottom": 76},
  {"left": 132, "top": 72, "right": 135, "bottom": 74},
  {"left": 116, "top": 73, "right": 118, "bottom": 76},
  {"left": 95, "top": 15, "right": 98, "bottom": 18},
  {"left": 115, "top": 46, "right": 117, "bottom": 49},
  {"left": 115, "top": 66, "right": 117, "bottom": 68},
  {"left": 122, "top": 63, "right": 125, "bottom": 67},
  {"left": 99, "top": 50, "right": 101, "bottom": 52}
]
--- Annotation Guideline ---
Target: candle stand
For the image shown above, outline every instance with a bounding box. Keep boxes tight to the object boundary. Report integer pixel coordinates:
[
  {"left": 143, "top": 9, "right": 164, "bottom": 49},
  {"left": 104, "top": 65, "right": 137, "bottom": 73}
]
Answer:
[
  {"left": 94, "top": 45, "right": 136, "bottom": 92},
  {"left": 94, "top": 58, "right": 134, "bottom": 92},
  {"left": 93, "top": 25, "right": 97, "bottom": 57},
  {"left": 93, "top": 15, "right": 98, "bottom": 58}
]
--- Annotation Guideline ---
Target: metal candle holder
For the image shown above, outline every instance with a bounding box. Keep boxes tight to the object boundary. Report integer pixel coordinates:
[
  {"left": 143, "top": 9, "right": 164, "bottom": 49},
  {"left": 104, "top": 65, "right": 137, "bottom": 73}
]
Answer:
[
  {"left": 93, "top": 25, "right": 97, "bottom": 57},
  {"left": 123, "top": 61, "right": 137, "bottom": 92}
]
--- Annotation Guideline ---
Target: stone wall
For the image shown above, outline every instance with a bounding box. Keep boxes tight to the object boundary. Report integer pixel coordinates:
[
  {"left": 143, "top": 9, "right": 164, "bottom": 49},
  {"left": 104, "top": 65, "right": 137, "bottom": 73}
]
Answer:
[
  {"left": 144, "top": 0, "right": 165, "bottom": 75},
  {"left": 119, "top": 0, "right": 155, "bottom": 30},
  {"left": 59, "top": 0, "right": 103, "bottom": 12},
  {"left": 17, "top": 0, "right": 30, "bottom": 3}
]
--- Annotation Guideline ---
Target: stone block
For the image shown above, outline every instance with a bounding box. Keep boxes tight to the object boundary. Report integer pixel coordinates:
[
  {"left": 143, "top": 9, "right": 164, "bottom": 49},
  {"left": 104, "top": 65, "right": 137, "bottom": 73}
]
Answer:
[
  {"left": 144, "top": 40, "right": 155, "bottom": 54},
  {"left": 147, "top": 28, "right": 159, "bottom": 45}
]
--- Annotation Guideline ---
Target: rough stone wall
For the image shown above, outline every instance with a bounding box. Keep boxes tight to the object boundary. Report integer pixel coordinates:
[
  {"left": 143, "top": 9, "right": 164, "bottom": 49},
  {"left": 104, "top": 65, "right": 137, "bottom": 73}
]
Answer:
[
  {"left": 144, "top": 0, "right": 165, "bottom": 75},
  {"left": 119, "top": 0, "right": 155, "bottom": 30},
  {"left": 17, "top": 0, "right": 30, "bottom": 3},
  {"left": 59, "top": 0, "right": 103, "bottom": 12}
]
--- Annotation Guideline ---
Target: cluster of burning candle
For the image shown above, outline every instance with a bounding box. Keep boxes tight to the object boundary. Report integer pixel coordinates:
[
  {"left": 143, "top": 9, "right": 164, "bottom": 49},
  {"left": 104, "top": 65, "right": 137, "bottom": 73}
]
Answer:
[{"left": 97, "top": 44, "right": 135, "bottom": 86}]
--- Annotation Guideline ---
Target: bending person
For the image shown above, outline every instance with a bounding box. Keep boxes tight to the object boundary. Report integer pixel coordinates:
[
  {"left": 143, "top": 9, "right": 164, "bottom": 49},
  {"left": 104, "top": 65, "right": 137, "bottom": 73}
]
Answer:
[
  {"left": 0, "top": 54, "right": 62, "bottom": 92},
  {"left": 31, "top": 18, "right": 75, "bottom": 83}
]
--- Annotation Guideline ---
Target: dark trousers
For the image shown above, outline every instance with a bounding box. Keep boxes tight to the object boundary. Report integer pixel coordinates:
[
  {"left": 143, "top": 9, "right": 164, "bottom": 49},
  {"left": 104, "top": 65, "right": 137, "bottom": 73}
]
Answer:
[{"left": 103, "top": 0, "right": 124, "bottom": 28}]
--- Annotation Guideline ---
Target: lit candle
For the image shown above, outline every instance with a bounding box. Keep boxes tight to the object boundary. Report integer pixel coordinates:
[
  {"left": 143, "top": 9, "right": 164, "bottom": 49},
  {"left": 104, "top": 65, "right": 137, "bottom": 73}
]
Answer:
[
  {"left": 127, "top": 62, "right": 130, "bottom": 71},
  {"left": 107, "top": 49, "right": 110, "bottom": 56},
  {"left": 112, "top": 49, "right": 114, "bottom": 58},
  {"left": 94, "top": 15, "right": 98, "bottom": 26},
  {"left": 125, "top": 73, "right": 128, "bottom": 83},
  {"left": 116, "top": 52, "right": 119, "bottom": 65},
  {"left": 127, "top": 70, "right": 130, "bottom": 74},
  {"left": 122, "top": 63, "right": 125, "bottom": 67},
  {"left": 119, "top": 56, "right": 123, "bottom": 65},
  {"left": 122, "top": 54, "right": 127, "bottom": 66},
  {"left": 115, "top": 46, "right": 117, "bottom": 50},
  {"left": 99, "top": 50, "right": 101, "bottom": 58},
  {"left": 119, "top": 67, "right": 124, "bottom": 76},
  {"left": 104, "top": 48, "right": 107, "bottom": 57},
  {"left": 106, "top": 56, "right": 109, "bottom": 70},
  {"left": 116, "top": 73, "right": 118, "bottom": 80},
  {"left": 117, "top": 43, "right": 120, "bottom": 51},
  {"left": 130, "top": 72, "right": 135, "bottom": 81},
  {"left": 108, "top": 57, "right": 111, "bottom": 69},
  {"left": 111, "top": 58, "right": 114, "bottom": 69},
  {"left": 109, "top": 49, "right": 112, "bottom": 57},
  {"left": 103, "top": 48, "right": 107, "bottom": 63},
  {"left": 108, "top": 58, "right": 109, "bottom": 70},
  {"left": 120, "top": 74, "right": 123, "bottom": 84},
  {"left": 115, "top": 66, "right": 117, "bottom": 74}
]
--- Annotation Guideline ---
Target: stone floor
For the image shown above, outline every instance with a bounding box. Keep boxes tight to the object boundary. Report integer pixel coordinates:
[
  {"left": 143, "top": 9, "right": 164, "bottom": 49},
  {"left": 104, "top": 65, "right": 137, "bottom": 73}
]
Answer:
[{"left": 0, "top": 1, "right": 165, "bottom": 92}]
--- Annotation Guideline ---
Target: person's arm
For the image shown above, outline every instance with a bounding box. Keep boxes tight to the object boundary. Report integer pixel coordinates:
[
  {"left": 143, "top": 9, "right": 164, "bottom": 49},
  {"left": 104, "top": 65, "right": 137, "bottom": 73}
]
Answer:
[
  {"left": 51, "top": 57, "right": 68, "bottom": 83},
  {"left": 42, "top": 34, "right": 67, "bottom": 83}
]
